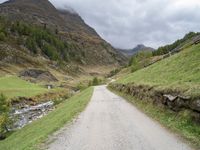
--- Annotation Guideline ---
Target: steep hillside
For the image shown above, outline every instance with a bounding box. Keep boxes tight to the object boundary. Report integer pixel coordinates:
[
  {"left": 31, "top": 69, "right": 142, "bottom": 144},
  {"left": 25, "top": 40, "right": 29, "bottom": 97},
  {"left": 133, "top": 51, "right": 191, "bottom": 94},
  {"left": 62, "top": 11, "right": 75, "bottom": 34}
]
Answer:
[
  {"left": 117, "top": 44, "right": 154, "bottom": 57},
  {"left": 153, "top": 32, "right": 200, "bottom": 56},
  {"left": 118, "top": 43, "right": 200, "bottom": 96},
  {"left": 0, "top": 0, "right": 126, "bottom": 73}
]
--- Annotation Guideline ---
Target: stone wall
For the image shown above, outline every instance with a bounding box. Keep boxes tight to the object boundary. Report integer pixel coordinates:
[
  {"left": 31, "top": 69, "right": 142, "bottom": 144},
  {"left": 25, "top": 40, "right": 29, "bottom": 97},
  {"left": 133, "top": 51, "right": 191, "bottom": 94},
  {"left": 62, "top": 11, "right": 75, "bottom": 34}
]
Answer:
[{"left": 109, "top": 83, "right": 200, "bottom": 123}]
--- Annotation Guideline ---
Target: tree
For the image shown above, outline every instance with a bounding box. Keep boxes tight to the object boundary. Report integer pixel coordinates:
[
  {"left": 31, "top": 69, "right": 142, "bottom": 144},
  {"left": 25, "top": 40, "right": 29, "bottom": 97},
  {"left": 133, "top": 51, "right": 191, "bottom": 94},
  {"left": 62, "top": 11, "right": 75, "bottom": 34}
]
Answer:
[
  {"left": 0, "top": 94, "right": 10, "bottom": 138},
  {"left": 92, "top": 77, "right": 99, "bottom": 86}
]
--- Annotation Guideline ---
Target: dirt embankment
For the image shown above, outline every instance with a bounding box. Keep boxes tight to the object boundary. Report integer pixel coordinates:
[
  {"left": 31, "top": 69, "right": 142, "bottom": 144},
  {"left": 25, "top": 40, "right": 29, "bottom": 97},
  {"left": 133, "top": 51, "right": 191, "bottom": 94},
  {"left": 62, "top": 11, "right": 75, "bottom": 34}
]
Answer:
[{"left": 109, "top": 83, "right": 200, "bottom": 123}]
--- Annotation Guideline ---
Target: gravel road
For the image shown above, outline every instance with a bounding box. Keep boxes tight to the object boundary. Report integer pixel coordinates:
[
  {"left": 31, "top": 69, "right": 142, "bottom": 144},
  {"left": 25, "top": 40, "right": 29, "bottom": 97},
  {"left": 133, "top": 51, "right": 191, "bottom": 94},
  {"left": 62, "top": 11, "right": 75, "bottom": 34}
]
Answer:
[{"left": 47, "top": 85, "right": 193, "bottom": 150}]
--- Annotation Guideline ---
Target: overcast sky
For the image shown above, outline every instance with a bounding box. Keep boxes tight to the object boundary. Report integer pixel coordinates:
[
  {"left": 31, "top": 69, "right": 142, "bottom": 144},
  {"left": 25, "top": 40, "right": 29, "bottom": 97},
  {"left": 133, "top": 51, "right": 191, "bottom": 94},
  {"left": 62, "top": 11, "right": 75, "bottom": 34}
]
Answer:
[{"left": 1, "top": 0, "right": 200, "bottom": 49}]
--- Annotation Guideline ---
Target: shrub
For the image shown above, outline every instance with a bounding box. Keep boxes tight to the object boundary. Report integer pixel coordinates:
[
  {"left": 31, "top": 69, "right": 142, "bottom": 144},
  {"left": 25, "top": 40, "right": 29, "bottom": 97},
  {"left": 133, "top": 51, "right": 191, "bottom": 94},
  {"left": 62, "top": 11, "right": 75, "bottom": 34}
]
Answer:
[
  {"left": 108, "top": 68, "right": 121, "bottom": 77},
  {"left": 76, "top": 82, "right": 87, "bottom": 91},
  {"left": 0, "top": 32, "right": 6, "bottom": 41},
  {"left": 0, "top": 94, "right": 10, "bottom": 138},
  {"left": 25, "top": 37, "right": 37, "bottom": 54},
  {"left": 92, "top": 77, "right": 102, "bottom": 86},
  {"left": 42, "top": 43, "right": 59, "bottom": 60}
]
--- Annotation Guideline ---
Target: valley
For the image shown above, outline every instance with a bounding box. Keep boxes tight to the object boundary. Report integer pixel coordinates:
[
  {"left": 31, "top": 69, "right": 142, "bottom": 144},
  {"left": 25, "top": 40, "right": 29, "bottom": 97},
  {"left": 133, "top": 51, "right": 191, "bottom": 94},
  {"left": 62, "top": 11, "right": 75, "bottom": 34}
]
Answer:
[{"left": 0, "top": 0, "right": 199, "bottom": 150}]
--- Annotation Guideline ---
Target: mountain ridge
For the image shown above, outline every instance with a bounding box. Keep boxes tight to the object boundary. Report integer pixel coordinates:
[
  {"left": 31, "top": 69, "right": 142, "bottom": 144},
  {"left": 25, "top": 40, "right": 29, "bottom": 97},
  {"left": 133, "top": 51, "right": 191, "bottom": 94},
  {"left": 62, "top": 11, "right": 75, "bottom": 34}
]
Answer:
[
  {"left": 0, "top": 0, "right": 127, "bottom": 69},
  {"left": 117, "top": 44, "right": 155, "bottom": 57}
]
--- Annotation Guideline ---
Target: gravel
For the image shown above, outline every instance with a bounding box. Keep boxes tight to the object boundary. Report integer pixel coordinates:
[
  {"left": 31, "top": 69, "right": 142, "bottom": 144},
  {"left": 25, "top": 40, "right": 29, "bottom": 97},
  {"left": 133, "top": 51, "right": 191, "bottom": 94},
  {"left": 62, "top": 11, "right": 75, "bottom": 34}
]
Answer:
[{"left": 47, "top": 85, "right": 193, "bottom": 150}]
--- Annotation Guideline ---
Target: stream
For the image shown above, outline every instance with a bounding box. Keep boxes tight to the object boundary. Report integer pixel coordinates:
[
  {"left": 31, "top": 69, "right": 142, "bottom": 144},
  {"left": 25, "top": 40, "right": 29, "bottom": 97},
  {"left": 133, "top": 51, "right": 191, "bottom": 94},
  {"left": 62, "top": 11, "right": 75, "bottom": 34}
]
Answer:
[{"left": 9, "top": 101, "right": 54, "bottom": 130}]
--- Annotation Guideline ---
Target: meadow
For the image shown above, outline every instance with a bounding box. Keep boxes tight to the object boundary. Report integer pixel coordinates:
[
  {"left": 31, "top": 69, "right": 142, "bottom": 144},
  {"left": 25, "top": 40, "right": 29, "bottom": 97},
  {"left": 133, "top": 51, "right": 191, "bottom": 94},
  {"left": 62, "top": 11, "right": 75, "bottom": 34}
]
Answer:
[{"left": 0, "top": 76, "right": 47, "bottom": 98}]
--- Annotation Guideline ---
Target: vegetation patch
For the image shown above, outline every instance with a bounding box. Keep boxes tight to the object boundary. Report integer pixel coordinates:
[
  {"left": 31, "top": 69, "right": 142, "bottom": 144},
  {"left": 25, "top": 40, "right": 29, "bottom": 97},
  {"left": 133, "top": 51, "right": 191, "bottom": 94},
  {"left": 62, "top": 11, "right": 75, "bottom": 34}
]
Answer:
[
  {"left": 0, "top": 94, "right": 10, "bottom": 140},
  {"left": 128, "top": 50, "right": 153, "bottom": 72},
  {"left": 0, "top": 87, "right": 94, "bottom": 150}
]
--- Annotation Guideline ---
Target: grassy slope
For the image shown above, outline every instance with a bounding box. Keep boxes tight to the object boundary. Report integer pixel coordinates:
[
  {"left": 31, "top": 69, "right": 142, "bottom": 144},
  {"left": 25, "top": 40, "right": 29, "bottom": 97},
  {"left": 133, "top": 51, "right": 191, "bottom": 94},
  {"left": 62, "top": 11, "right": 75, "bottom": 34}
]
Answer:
[
  {"left": 118, "top": 44, "right": 200, "bottom": 97},
  {"left": 0, "top": 76, "right": 47, "bottom": 98},
  {"left": 0, "top": 87, "right": 94, "bottom": 150}
]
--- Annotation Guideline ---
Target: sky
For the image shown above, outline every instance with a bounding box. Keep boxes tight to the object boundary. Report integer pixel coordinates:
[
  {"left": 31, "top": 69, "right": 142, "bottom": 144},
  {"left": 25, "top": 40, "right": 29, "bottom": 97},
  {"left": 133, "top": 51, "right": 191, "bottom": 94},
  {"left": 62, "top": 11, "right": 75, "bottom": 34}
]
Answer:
[{"left": 1, "top": 0, "right": 200, "bottom": 49}]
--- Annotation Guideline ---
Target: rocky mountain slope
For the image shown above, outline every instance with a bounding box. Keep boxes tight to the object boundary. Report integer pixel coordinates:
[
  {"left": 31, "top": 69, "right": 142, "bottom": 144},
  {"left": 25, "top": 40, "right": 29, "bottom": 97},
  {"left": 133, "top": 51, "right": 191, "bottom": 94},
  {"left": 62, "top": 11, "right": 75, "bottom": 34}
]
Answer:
[
  {"left": 117, "top": 44, "right": 154, "bottom": 57},
  {"left": 0, "top": 0, "right": 126, "bottom": 76}
]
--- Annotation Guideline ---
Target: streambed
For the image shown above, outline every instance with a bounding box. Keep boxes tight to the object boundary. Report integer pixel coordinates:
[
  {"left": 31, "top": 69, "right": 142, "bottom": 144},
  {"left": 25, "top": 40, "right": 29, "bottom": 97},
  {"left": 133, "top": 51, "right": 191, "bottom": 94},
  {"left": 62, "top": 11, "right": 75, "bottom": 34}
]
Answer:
[{"left": 9, "top": 101, "right": 54, "bottom": 130}]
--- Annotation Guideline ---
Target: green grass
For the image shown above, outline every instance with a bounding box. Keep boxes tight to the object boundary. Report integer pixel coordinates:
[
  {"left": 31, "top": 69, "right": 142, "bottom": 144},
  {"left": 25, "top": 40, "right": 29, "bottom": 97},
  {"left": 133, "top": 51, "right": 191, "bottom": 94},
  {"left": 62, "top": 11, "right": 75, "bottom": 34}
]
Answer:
[
  {"left": 118, "top": 44, "right": 200, "bottom": 97},
  {"left": 0, "top": 76, "right": 47, "bottom": 98},
  {"left": 0, "top": 87, "right": 94, "bottom": 150},
  {"left": 109, "top": 88, "right": 200, "bottom": 149}
]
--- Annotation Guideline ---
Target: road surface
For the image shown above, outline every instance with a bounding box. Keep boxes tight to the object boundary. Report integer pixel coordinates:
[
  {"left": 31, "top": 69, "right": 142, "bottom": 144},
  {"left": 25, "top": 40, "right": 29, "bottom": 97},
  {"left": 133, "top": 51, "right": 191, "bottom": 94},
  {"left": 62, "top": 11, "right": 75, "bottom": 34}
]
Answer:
[{"left": 47, "top": 85, "right": 193, "bottom": 150}]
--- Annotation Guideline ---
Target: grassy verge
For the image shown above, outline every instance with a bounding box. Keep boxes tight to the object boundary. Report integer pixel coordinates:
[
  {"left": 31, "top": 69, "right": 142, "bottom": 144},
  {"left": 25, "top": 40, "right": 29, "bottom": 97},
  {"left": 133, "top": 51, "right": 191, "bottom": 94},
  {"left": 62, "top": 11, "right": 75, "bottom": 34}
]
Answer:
[
  {"left": 108, "top": 87, "right": 200, "bottom": 149},
  {"left": 0, "top": 87, "right": 94, "bottom": 150},
  {"left": 0, "top": 76, "right": 47, "bottom": 98}
]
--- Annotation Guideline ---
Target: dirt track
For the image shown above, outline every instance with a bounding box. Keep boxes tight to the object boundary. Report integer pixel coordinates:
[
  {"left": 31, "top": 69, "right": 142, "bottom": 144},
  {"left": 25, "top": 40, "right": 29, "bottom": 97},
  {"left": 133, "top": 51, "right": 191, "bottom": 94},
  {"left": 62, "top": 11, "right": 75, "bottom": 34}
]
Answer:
[{"left": 47, "top": 85, "right": 193, "bottom": 150}]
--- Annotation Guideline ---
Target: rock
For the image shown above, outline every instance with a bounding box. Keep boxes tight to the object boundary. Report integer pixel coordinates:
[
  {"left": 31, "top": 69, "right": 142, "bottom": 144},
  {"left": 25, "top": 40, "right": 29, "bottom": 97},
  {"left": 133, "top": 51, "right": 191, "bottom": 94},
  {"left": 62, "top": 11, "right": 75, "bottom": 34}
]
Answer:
[
  {"left": 0, "top": 134, "right": 6, "bottom": 140},
  {"left": 19, "top": 69, "right": 58, "bottom": 82},
  {"left": 178, "top": 95, "right": 191, "bottom": 100},
  {"left": 190, "top": 99, "right": 200, "bottom": 112},
  {"left": 163, "top": 94, "right": 178, "bottom": 101},
  {"left": 9, "top": 101, "right": 54, "bottom": 130},
  {"left": 191, "top": 111, "right": 200, "bottom": 124}
]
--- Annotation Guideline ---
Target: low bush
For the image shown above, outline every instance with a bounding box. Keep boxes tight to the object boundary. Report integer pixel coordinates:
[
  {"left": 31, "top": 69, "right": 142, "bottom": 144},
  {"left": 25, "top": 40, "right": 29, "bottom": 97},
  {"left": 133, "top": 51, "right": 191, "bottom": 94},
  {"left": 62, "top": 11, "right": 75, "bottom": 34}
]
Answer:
[{"left": 0, "top": 94, "right": 10, "bottom": 139}]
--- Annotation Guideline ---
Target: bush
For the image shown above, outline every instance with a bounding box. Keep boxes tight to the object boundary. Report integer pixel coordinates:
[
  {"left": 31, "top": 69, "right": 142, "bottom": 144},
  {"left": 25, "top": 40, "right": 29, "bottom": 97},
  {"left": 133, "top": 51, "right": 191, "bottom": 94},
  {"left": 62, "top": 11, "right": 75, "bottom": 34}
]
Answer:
[
  {"left": 76, "top": 82, "right": 87, "bottom": 91},
  {"left": 42, "top": 43, "right": 59, "bottom": 60},
  {"left": 25, "top": 37, "right": 37, "bottom": 54},
  {"left": 0, "top": 32, "right": 6, "bottom": 41},
  {"left": 108, "top": 68, "right": 121, "bottom": 77},
  {"left": 88, "top": 77, "right": 101, "bottom": 87},
  {"left": 0, "top": 94, "right": 10, "bottom": 138},
  {"left": 91, "top": 77, "right": 103, "bottom": 86}
]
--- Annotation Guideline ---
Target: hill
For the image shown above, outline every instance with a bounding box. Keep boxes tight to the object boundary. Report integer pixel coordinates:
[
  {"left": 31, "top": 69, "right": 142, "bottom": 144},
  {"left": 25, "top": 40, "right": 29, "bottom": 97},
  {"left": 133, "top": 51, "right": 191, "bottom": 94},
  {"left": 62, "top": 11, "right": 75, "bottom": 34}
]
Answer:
[
  {"left": 117, "top": 44, "right": 155, "bottom": 57},
  {"left": 0, "top": 0, "right": 127, "bottom": 77},
  {"left": 117, "top": 43, "right": 200, "bottom": 97},
  {"left": 153, "top": 32, "right": 200, "bottom": 56}
]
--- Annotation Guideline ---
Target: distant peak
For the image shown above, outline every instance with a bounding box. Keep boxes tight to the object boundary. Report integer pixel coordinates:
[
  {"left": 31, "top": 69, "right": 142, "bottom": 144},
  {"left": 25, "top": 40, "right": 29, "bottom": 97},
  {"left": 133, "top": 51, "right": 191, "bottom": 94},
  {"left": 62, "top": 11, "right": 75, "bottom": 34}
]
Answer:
[
  {"left": 137, "top": 44, "right": 145, "bottom": 47},
  {"left": 135, "top": 44, "right": 145, "bottom": 49}
]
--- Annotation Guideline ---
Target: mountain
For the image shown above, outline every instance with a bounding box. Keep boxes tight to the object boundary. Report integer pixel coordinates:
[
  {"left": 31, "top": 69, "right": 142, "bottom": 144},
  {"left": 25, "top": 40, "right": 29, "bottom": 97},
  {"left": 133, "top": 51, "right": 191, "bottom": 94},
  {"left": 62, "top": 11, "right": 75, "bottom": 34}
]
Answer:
[
  {"left": 0, "top": 0, "right": 127, "bottom": 73},
  {"left": 117, "top": 44, "right": 155, "bottom": 57}
]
